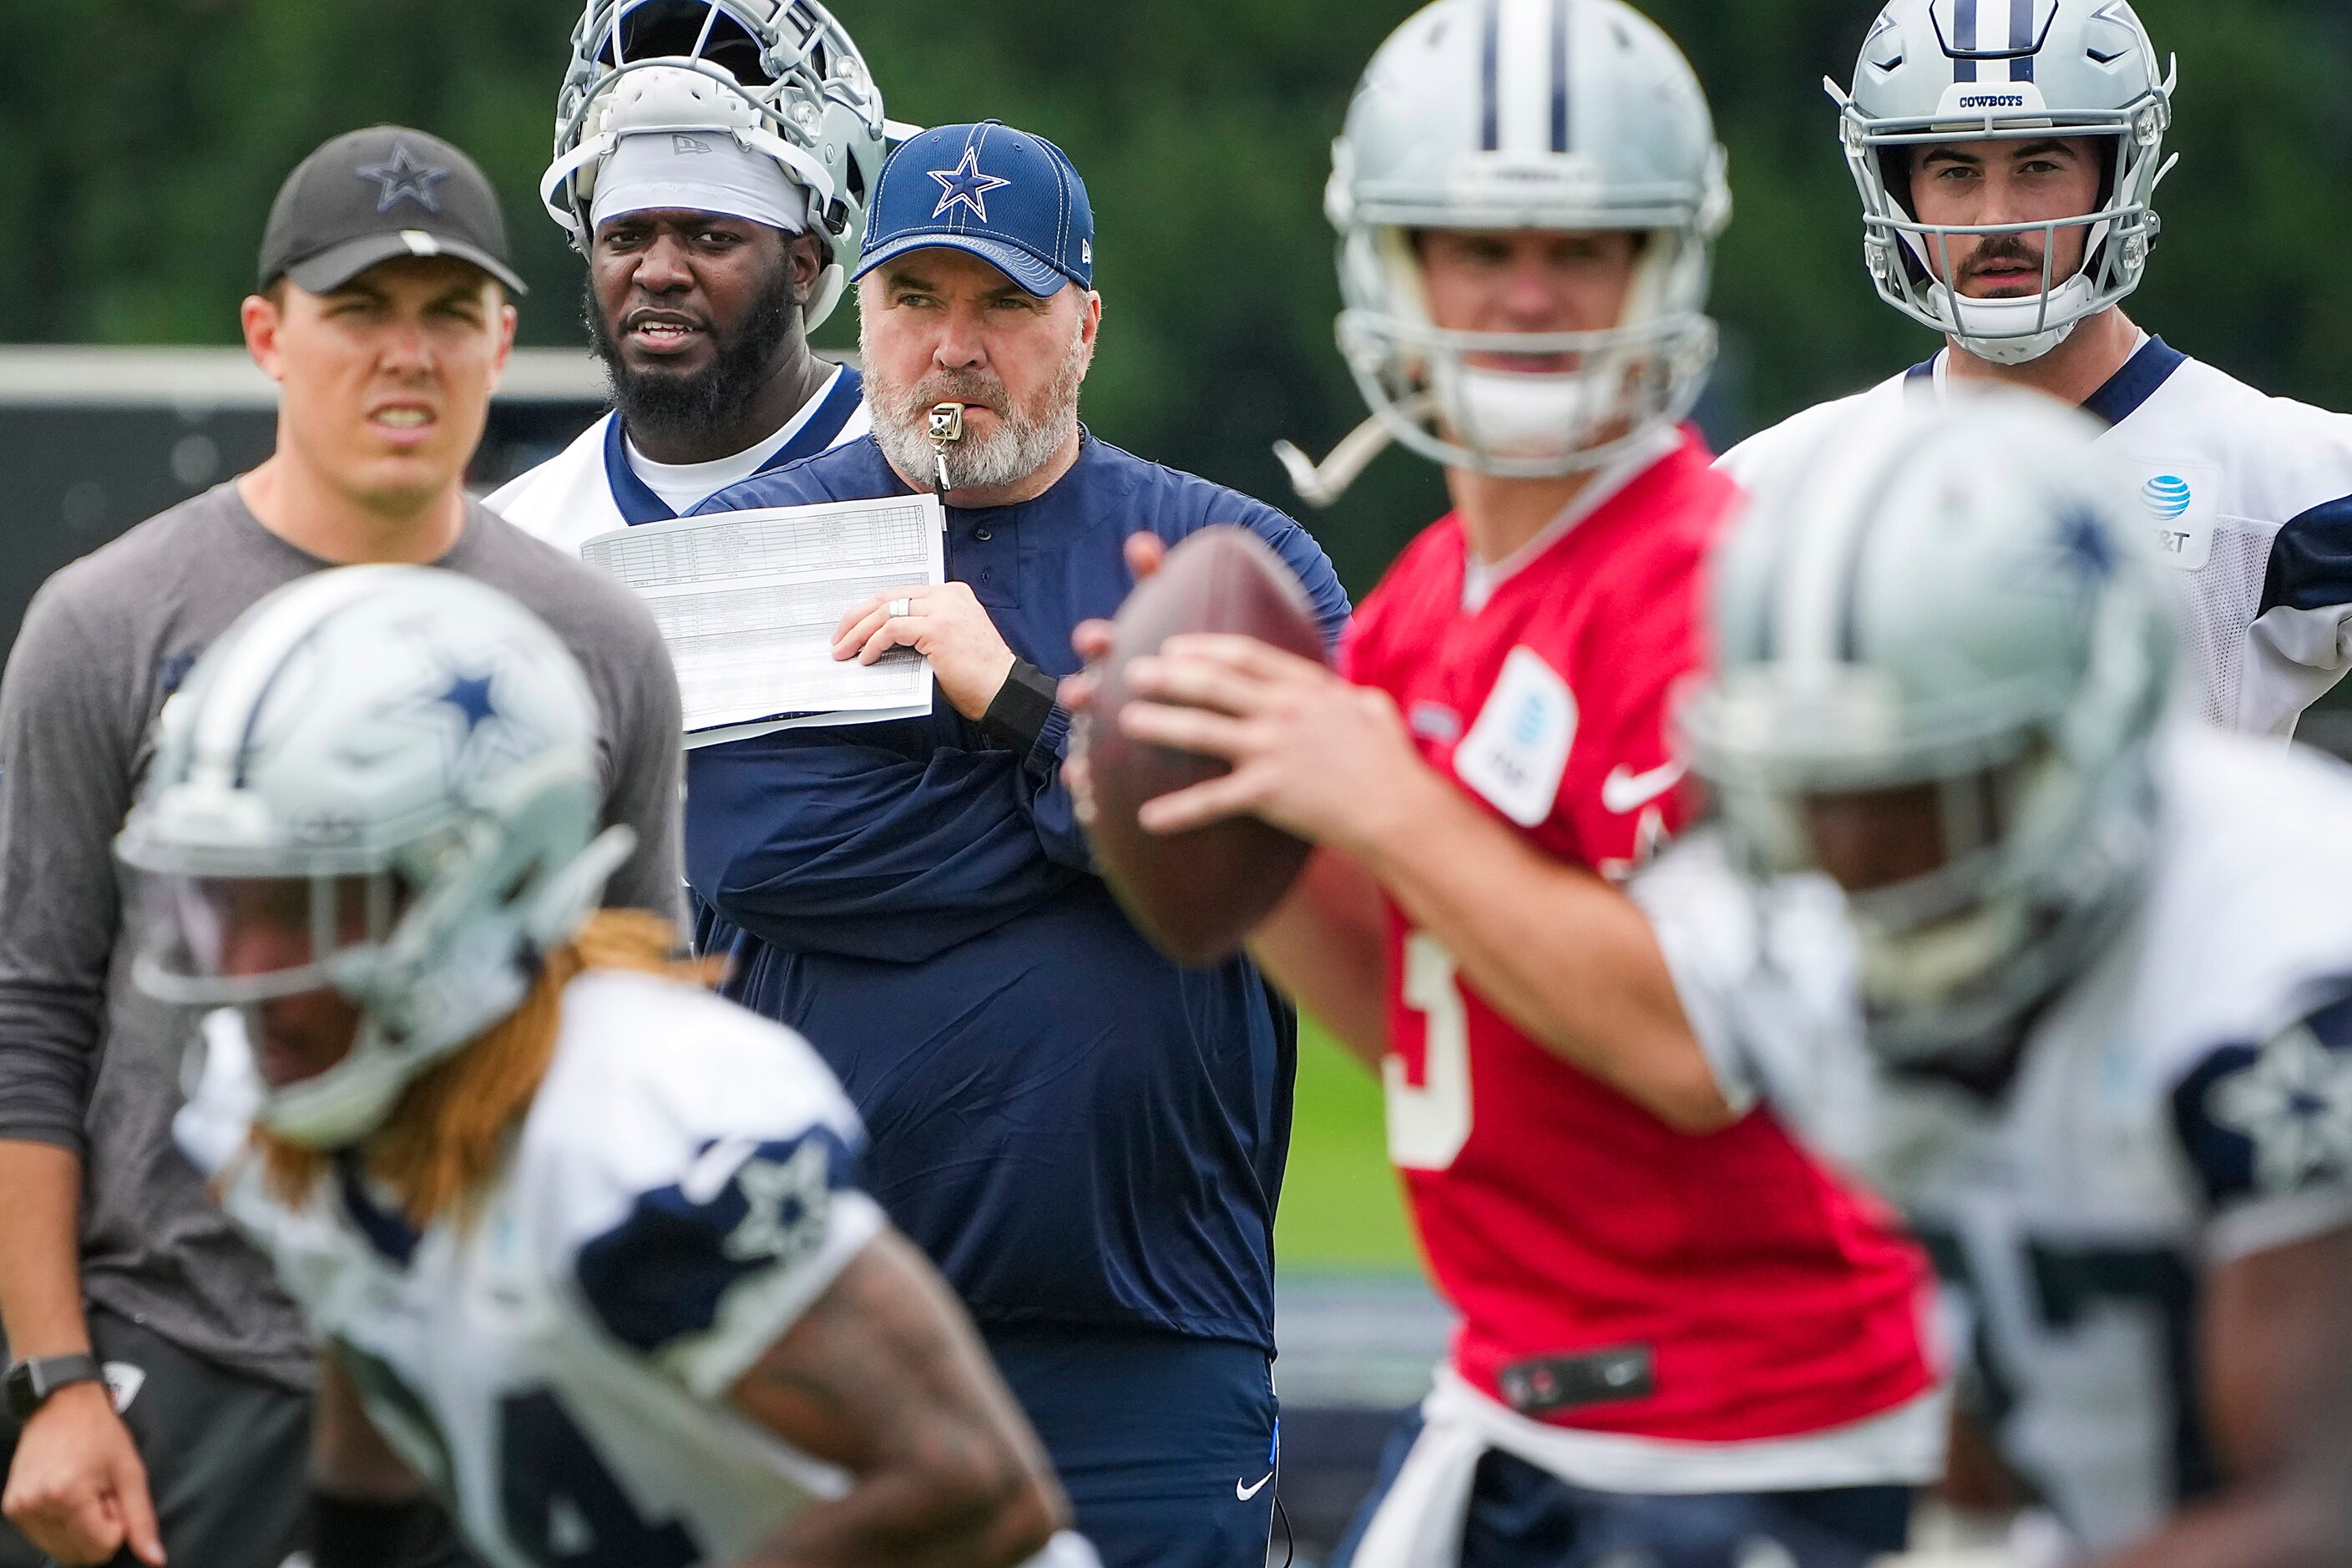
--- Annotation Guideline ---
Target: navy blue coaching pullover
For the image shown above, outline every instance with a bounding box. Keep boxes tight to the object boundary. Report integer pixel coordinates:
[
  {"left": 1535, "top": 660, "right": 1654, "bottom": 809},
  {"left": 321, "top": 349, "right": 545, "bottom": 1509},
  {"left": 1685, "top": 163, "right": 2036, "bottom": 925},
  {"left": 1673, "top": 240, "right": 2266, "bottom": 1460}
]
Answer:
[{"left": 688, "top": 432, "right": 1351, "bottom": 1352}]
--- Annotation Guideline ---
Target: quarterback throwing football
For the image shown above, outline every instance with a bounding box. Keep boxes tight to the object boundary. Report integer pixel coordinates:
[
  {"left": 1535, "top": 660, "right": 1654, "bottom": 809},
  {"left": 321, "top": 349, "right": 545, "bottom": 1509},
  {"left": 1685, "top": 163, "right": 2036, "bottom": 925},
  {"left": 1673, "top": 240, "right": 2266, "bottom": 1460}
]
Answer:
[
  {"left": 1085, "top": 2, "right": 1943, "bottom": 1563},
  {"left": 127, "top": 568, "right": 1093, "bottom": 1568}
]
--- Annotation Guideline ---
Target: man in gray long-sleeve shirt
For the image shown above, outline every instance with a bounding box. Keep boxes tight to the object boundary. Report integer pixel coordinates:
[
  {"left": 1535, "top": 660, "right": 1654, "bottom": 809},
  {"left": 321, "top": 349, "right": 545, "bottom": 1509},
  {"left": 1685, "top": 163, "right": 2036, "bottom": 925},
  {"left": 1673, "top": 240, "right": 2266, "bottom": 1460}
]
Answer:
[{"left": 0, "top": 126, "right": 683, "bottom": 1568}]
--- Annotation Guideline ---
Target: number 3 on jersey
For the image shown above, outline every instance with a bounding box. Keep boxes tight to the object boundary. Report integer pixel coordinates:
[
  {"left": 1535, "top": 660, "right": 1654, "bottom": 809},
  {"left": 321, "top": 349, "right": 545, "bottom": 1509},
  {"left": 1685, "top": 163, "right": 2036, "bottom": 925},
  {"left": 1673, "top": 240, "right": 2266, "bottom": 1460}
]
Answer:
[{"left": 1387, "top": 933, "right": 1472, "bottom": 1171}]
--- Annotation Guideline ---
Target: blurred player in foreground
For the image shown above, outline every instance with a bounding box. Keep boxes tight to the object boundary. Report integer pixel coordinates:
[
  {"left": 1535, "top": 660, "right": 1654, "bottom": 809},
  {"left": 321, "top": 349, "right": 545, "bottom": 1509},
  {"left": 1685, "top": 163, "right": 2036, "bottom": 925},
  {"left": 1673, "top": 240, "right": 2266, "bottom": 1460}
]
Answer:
[
  {"left": 1090, "top": 2, "right": 1941, "bottom": 1561},
  {"left": 491, "top": 0, "right": 884, "bottom": 551},
  {"left": 0, "top": 125, "right": 685, "bottom": 1568},
  {"left": 128, "top": 566, "right": 1093, "bottom": 1568},
  {"left": 1720, "top": 0, "right": 2352, "bottom": 740},
  {"left": 1636, "top": 390, "right": 2352, "bottom": 1563}
]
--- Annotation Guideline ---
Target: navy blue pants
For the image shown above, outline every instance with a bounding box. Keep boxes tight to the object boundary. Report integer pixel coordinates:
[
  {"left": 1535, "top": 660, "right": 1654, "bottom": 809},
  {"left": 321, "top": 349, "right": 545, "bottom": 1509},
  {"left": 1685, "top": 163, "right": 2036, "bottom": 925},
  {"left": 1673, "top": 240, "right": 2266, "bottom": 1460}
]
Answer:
[
  {"left": 984, "top": 1324, "right": 1278, "bottom": 1568},
  {"left": 1328, "top": 1409, "right": 1912, "bottom": 1568}
]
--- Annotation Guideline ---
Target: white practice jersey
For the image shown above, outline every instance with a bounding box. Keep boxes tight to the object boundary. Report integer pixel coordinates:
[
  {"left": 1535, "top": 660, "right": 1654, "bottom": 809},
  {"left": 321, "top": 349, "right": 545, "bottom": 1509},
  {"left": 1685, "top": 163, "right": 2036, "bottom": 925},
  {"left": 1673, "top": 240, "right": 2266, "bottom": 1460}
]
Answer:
[
  {"left": 488, "top": 363, "right": 870, "bottom": 556},
  {"left": 1635, "top": 726, "right": 2352, "bottom": 1551},
  {"left": 1720, "top": 340, "right": 2352, "bottom": 738},
  {"left": 182, "top": 970, "right": 886, "bottom": 1568}
]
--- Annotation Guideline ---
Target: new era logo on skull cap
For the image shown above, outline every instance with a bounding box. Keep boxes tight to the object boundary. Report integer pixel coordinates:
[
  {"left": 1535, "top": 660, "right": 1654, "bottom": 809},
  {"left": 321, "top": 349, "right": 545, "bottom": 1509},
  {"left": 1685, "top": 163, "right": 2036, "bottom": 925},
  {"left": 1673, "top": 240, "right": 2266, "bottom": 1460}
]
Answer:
[{"left": 357, "top": 139, "right": 453, "bottom": 215}]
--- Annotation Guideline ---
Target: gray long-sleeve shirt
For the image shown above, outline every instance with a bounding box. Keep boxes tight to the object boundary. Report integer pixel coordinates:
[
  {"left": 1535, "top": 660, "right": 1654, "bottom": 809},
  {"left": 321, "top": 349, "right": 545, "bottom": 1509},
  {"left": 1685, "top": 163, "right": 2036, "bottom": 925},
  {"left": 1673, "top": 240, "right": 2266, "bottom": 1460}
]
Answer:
[{"left": 0, "top": 483, "right": 685, "bottom": 1388}]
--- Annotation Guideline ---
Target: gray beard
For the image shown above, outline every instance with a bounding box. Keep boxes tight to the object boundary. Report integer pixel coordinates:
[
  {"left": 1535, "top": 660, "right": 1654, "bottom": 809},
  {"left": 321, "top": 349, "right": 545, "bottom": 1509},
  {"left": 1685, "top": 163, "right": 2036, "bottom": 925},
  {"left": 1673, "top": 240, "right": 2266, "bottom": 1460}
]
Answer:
[{"left": 864, "top": 326, "right": 1089, "bottom": 494}]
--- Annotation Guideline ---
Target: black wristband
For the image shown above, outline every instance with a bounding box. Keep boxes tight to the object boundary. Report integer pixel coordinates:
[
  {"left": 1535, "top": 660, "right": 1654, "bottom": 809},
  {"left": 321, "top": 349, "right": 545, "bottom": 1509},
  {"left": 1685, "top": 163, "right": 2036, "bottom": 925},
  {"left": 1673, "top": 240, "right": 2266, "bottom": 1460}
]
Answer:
[
  {"left": 4, "top": 1353, "right": 103, "bottom": 1424},
  {"left": 982, "top": 659, "right": 1060, "bottom": 751},
  {"left": 311, "top": 1490, "right": 469, "bottom": 1568}
]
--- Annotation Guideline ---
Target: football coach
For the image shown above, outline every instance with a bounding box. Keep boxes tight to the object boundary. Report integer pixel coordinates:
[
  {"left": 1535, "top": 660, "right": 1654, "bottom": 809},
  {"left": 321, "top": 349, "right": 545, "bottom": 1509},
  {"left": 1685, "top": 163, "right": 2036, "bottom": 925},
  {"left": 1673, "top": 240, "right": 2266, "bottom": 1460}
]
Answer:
[{"left": 686, "top": 120, "right": 1348, "bottom": 1568}]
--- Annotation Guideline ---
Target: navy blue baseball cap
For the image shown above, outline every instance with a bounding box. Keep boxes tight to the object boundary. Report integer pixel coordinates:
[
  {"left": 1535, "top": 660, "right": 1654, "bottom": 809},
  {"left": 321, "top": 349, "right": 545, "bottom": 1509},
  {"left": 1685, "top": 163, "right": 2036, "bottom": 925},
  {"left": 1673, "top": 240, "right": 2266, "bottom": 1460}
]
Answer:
[{"left": 855, "top": 121, "right": 1094, "bottom": 296}]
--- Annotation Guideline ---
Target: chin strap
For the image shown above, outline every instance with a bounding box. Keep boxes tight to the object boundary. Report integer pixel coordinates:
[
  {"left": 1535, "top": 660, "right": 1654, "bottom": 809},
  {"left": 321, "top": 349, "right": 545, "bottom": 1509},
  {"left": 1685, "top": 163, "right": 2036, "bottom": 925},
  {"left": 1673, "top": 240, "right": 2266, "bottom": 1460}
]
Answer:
[
  {"left": 1272, "top": 392, "right": 1437, "bottom": 509},
  {"left": 1273, "top": 419, "right": 1393, "bottom": 510}
]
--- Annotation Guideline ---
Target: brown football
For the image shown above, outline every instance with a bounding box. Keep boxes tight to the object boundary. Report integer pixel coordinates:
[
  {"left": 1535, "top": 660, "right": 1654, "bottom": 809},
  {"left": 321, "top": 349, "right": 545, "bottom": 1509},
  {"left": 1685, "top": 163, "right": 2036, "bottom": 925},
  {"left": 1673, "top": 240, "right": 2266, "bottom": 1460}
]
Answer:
[{"left": 1081, "top": 527, "right": 1328, "bottom": 968}]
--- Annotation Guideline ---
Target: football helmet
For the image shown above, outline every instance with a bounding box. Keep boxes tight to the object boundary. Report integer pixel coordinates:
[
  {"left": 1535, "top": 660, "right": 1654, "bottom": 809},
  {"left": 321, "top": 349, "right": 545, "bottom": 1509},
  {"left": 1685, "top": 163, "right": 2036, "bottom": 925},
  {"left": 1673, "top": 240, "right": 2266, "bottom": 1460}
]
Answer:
[
  {"left": 541, "top": 0, "right": 890, "bottom": 331},
  {"left": 1830, "top": 0, "right": 2177, "bottom": 365},
  {"left": 1280, "top": 0, "right": 1730, "bottom": 503},
  {"left": 118, "top": 568, "right": 635, "bottom": 1149},
  {"left": 1679, "top": 388, "right": 2179, "bottom": 1065}
]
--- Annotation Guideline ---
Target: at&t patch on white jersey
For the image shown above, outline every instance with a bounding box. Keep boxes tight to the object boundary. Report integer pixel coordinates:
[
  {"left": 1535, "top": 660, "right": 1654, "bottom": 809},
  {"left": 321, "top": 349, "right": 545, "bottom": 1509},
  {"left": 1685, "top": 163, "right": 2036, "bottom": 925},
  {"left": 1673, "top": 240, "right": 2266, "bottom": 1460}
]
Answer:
[
  {"left": 487, "top": 364, "right": 870, "bottom": 556},
  {"left": 180, "top": 970, "right": 885, "bottom": 1568},
  {"left": 1719, "top": 340, "right": 2352, "bottom": 738},
  {"left": 1635, "top": 726, "right": 2352, "bottom": 1551}
]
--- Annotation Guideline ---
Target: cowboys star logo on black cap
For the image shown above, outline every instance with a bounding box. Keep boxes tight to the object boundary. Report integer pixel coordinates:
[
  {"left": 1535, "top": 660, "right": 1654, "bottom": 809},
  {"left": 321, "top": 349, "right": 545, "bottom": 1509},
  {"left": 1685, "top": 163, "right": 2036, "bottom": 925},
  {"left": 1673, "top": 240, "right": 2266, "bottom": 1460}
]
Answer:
[{"left": 258, "top": 125, "right": 527, "bottom": 297}]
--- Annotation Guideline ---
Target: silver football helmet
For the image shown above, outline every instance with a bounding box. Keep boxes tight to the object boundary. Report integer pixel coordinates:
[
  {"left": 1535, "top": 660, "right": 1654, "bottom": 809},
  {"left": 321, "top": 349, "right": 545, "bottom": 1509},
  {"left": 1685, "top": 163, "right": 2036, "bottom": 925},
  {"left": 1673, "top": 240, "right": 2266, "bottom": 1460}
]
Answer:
[
  {"left": 118, "top": 568, "right": 635, "bottom": 1150},
  {"left": 1278, "top": 0, "right": 1731, "bottom": 505},
  {"left": 541, "top": 0, "right": 891, "bottom": 331},
  {"left": 1829, "top": 0, "right": 2177, "bottom": 365},
  {"left": 1680, "top": 388, "right": 2179, "bottom": 1065}
]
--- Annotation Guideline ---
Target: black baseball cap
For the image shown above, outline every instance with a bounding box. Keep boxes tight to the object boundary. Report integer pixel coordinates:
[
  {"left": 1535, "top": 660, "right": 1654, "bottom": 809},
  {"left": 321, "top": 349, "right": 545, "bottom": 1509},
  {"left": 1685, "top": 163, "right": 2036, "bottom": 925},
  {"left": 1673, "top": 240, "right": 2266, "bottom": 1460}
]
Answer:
[{"left": 258, "top": 125, "right": 528, "bottom": 297}]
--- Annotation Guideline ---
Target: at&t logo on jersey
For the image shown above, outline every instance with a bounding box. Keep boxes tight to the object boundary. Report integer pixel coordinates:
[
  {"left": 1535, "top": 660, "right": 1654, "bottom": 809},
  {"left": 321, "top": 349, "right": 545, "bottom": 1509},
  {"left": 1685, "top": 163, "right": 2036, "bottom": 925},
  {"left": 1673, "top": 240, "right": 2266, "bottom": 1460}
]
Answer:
[
  {"left": 2143, "top": 474, "right": 2193, "bottom": 521},
  {"left": 1453, "top": 648, "right": 1577, "bottom": 827},
  {"left": 2117, "top": 458, "right": 2219, "bottom": 572}
]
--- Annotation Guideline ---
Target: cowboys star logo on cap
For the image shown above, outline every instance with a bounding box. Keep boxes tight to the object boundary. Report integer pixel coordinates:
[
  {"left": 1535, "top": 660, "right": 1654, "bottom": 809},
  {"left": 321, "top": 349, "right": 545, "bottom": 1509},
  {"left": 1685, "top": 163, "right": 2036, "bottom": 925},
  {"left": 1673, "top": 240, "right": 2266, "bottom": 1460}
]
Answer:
[
  {"left": 357, "top": 140, "right": 453, "bottom": 215},
  {"left": 928, "top": 149, "right": 1013, "bottom": 222}
]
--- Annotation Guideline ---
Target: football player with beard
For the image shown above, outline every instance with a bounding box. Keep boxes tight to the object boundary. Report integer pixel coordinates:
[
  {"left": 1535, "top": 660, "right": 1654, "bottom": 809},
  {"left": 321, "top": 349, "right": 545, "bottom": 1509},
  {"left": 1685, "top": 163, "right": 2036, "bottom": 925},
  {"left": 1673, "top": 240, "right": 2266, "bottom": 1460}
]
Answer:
[
  {"left": 489, "top": 0, "right": 886, "bottom": 562},
  {"left": 1718, "top": 0, "right": 2352, "bottom": 741},
  {"left": 684, "top": 121, "right": 1348, "bottom": 1568}
]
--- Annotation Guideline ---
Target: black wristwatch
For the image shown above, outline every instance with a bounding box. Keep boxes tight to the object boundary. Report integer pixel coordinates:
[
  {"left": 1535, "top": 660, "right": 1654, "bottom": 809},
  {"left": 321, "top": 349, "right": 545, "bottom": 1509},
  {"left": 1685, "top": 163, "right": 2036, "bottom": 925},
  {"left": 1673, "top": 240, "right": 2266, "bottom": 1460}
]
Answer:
[{"left": 5, "top": 1353, "right": 103, "bottom": 1423}]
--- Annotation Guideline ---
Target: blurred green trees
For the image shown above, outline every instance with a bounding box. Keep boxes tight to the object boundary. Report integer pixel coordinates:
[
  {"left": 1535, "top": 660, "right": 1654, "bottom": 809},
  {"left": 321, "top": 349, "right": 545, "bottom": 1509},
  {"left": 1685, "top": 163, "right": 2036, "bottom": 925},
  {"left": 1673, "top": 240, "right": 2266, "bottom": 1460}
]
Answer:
[{"left": 6, "top": 0, "right": 2348, "bottom": 593}]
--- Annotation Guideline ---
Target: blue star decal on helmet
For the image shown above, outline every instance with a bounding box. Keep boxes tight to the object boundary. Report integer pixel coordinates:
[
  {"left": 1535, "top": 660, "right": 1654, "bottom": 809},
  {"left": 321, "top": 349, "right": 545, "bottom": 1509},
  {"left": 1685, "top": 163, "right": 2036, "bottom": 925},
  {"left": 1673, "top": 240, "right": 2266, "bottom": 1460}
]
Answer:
[
  {"left": 435, "top": 672, "right": 499, "bottom": 736},
  {"left": 2055, "top": 507, "right": 2117, "bottom": 585},
  {"left": 357, "top": 141, "right": 452, "bottom": 215},
  {"left": 928, "top": 149, "right": 1013, "bottom": 223}
]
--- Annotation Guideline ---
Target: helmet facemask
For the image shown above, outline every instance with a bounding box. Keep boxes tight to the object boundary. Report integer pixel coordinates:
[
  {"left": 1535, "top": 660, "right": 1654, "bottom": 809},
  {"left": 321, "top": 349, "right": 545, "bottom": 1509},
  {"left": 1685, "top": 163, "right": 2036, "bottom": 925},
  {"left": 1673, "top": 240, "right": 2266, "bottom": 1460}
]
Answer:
[
  {"left": 1712, "top": 728, "right": 2132, "bottom": 1057},
  {"left": 125, "top": 754, "right": 635, "bottom": 1151},
  {"left": 1334, "top": 218, "right": 1722, "bottom": 479}
]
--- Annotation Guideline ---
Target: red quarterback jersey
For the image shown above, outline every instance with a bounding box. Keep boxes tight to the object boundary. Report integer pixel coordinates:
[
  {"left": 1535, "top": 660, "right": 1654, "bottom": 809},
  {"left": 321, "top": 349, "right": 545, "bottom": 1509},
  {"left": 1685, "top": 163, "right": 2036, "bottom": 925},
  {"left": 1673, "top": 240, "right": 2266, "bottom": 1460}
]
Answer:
[{"left": 1341, "top": 432, "right": 1935, "bottom": 1445}]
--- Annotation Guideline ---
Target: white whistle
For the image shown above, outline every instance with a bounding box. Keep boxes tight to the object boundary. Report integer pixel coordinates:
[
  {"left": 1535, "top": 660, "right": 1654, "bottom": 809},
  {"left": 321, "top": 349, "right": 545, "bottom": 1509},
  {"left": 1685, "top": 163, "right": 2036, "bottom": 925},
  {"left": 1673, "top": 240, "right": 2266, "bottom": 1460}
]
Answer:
[{"left": 928, "top": 402, "right": 966, "bottom": 496}]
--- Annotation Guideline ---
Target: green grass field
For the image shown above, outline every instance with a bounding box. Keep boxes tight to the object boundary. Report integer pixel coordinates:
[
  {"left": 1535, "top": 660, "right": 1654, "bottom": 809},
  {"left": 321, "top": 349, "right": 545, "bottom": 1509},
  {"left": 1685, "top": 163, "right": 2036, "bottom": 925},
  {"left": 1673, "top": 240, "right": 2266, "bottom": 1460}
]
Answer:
[{"left": 1274, "top": 1019, "right": 1424, "bottom": 1274}]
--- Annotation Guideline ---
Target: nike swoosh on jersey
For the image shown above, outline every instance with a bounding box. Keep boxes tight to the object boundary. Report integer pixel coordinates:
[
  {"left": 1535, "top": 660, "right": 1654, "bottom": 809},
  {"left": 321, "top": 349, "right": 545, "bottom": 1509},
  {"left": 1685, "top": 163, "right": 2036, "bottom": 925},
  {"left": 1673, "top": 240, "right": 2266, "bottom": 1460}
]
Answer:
[
  {"left": 1601, "top": 760, "right": 1687, "bottom": 815},
  {"left": 1236, "top": 1472, "right": 1274, "bottom": 1501}
]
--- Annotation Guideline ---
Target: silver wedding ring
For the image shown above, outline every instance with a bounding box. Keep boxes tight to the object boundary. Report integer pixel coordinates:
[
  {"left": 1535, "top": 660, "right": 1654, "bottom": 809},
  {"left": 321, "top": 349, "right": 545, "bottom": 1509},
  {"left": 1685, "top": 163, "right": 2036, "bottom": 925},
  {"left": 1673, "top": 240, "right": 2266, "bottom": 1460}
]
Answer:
[{"left": 888, "top": 597, "right": 913, "bottom": 619}]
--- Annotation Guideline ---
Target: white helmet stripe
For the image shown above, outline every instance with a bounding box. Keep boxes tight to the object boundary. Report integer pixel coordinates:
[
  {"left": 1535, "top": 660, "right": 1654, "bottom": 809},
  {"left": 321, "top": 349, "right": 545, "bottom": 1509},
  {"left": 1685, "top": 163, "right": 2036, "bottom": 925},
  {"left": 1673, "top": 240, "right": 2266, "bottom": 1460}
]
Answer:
[
  {"left": 1768, "top": 435, "right": 1916, "bottom": 673},
  {"left": 186, "top": 570, "right": 403, "bottom": 790},
  {"left": 1492, "top": 0, "right": 1568, "bottom": 158}
]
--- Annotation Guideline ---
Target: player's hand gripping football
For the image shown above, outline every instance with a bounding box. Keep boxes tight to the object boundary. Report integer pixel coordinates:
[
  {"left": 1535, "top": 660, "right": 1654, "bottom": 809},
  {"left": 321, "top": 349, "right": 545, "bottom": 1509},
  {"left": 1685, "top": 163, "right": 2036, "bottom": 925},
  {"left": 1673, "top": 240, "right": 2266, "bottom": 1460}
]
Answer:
[
  {"left": 1, "top": 1380, "right": 165, "bottom": 1565},
  {"left": 833, "top": 583, "right": 1019, "bottom": 722},
  {"left": 1066, "top": 534, "right": 1435, "bottom": 856}
]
